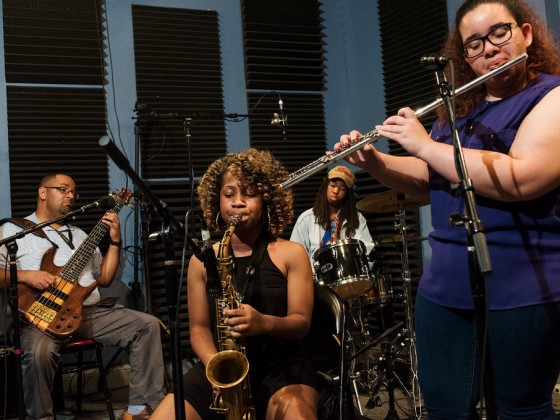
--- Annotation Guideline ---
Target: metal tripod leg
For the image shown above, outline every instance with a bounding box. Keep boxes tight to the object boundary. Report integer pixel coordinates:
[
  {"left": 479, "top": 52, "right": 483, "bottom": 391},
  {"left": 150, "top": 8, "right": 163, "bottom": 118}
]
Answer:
[
  {"left": 395, "top": 207, "right": 423, "bottom": 418},
  {"left": 352, "top": 373, "right": 365, "bottom": 416},
  {"left": 383, "top": 339, "right": 401, "bottom": 420}
]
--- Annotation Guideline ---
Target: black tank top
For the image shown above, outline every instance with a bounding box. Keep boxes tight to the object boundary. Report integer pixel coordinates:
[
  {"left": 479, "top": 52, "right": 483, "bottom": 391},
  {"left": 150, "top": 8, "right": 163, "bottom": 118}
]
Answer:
[{"left": 233, "top": 250, "right": 308, "bottom": 379}]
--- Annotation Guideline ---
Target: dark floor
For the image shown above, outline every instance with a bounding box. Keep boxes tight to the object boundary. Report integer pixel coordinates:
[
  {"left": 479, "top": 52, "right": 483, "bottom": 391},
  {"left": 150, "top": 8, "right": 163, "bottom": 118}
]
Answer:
[
  {"left": 5, "top": 367, "right": 560, "bottom": 419},
  {"left": 3, "top": 326, "right": 560, "bottom": 420},
  {"left": 6, "top": 382, "right": 421, "bottom": 420}
]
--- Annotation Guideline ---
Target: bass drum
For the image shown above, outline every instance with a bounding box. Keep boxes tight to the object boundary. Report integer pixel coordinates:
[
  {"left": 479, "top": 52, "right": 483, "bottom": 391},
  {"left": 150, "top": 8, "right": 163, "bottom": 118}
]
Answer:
[{"left": 313, "top": 239, "right": 374, "bottom": 299}]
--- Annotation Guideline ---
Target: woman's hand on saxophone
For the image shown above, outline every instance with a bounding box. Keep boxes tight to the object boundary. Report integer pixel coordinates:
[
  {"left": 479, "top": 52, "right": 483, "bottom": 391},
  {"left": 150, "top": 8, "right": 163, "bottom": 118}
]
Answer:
[{"left": 224, "top": 304, "right": 266, "bottom": 338}]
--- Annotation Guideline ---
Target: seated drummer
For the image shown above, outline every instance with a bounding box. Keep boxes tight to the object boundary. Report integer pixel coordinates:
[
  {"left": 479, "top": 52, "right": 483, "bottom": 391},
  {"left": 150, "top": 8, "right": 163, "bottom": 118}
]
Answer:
[{"left": 290, "top": 165, "right": 374, "bottom": 268}]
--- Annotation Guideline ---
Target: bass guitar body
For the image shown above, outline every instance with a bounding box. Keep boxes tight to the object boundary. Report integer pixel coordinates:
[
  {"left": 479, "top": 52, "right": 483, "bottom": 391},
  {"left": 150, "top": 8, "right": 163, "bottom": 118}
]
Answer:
[{"left": 17, "top": 247, "right": 97, "bottom": 339}]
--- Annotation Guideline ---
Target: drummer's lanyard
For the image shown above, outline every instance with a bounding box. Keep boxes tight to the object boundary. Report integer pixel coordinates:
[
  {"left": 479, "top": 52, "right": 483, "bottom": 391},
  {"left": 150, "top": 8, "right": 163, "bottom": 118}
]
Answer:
[{"left": 321, "top": 211, "right": 340, "bottom": 246}]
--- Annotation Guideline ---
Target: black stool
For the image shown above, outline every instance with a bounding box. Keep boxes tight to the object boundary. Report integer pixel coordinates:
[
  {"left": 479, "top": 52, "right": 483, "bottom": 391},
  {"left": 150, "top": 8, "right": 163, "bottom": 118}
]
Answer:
[
  {"left": 304, "top": 284, "right": 352, "bottom": 420},
  {"left": 53, "top": 338, "right": 115, "bottom": 420}
]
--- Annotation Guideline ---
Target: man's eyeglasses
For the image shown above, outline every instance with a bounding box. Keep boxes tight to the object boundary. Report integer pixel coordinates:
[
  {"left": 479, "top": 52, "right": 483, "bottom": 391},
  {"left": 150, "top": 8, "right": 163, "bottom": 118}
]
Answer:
[
  {"left": 463, "top": 23, "right": 514, "bottom": 58},
  {"left": 44, "top": 186, "right": 79, "bottom": 198}
]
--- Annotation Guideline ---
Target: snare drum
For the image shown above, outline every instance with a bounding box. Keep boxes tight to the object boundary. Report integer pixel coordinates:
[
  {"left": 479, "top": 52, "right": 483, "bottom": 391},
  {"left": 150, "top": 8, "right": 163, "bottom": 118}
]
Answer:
[{"left": 313, "top": 239, "right": 374, "bottom": 299}]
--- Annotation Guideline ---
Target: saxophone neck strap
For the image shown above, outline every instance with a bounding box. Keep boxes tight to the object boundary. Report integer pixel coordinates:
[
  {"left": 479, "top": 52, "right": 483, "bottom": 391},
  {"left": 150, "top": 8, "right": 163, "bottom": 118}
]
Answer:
[
  {"left": 245, "top": 230, "right": 270, "bottom": 280},
  {"left": 235, "top": 230, "right": 269, "bottom": 304}
]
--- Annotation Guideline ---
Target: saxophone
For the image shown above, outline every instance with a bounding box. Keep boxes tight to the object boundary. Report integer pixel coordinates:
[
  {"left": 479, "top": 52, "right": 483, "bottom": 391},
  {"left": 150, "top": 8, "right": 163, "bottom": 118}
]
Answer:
[{"left": 206, "top": 216, "right": 255, "bottom": 420}]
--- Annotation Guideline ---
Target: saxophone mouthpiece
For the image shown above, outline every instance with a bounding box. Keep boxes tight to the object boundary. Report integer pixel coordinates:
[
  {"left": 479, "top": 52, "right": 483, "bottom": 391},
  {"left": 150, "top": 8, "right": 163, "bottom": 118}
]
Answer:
[{"left": 228, "top": 215, "right": 240, "bottom": 227}]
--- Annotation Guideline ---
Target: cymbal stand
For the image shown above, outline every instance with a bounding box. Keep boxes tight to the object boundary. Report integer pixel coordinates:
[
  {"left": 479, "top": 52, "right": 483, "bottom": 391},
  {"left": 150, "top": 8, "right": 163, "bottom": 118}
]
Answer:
[
  {"left": 383, "top": 334, "right": 401, "bottom": 420},
  {"left": 364, "top": 328, "right": 406, "bottom": 419},
  {"left": 347, "top": 321, "right": 404, "bottom": 415},
  {"left": 394, "top": 207, "right": 423, "bottom": 418},
  {"left": 346, "top": 305, "right": 373, "bottom": 417}
]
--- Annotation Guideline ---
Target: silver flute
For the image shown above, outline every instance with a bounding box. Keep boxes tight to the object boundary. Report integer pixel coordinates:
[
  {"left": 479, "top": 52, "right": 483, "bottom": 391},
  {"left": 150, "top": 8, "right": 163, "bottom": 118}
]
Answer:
[{"left": 279, "top": 53, "right": 528, "bottom": 190}]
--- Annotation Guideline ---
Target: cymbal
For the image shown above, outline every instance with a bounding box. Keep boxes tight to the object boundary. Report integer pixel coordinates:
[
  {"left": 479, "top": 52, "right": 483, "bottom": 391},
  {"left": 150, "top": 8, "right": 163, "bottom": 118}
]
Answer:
[{"left": 357, "top": 190, "right": 429, "bottom": 213}]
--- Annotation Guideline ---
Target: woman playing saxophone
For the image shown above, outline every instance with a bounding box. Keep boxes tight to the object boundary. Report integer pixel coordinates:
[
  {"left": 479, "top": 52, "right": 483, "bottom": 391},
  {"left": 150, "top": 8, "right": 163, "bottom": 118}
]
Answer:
[{"left": 151, "top": 148, "right": 321, "bottom": 420}]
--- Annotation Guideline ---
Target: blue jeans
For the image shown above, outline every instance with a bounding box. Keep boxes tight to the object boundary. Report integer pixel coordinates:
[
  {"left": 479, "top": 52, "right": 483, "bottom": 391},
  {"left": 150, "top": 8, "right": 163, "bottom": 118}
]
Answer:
[{"left": 415, "top": 295, "right": 560, "bottom": 419}]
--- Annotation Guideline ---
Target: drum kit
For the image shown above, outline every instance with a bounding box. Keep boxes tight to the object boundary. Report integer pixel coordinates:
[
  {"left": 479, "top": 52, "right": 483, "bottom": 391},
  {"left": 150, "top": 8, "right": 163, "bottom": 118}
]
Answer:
[{"left": 313, "top": 190, "right": 429, "bottom": 419}]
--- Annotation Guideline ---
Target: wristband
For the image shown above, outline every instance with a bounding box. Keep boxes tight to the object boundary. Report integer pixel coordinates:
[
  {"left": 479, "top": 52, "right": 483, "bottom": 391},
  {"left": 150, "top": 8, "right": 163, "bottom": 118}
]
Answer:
[{"left": 109, "top": 239, "right": 122, "bottom": 247}]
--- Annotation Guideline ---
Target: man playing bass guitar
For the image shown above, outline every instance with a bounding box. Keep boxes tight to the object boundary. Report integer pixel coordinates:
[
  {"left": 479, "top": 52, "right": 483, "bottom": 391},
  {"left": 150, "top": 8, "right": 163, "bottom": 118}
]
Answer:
[{"left": 0, "top": 173, "right": 164, "bottom": 420}]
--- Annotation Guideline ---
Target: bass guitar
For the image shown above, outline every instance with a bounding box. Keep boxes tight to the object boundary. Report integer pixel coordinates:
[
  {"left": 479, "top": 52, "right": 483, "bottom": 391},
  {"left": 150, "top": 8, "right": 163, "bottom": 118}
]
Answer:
[{"left": 17, "top": 189, "right": 133, "bottom": 339}]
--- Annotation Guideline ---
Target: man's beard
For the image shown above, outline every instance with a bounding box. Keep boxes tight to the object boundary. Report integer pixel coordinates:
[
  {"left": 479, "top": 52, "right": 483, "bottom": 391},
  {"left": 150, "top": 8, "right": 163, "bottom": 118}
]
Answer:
[{"left": 59, "top": 204, "right": 73, "bottom": 215}]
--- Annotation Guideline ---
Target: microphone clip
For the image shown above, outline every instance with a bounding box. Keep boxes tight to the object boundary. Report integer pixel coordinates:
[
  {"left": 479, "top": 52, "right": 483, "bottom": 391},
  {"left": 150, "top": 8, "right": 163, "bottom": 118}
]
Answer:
[
  {"left": 271, "top": 113, "right": 287, "bottom": 126},
  {"left": 420, "top": 54, "right": 451, "bottom": 69}
]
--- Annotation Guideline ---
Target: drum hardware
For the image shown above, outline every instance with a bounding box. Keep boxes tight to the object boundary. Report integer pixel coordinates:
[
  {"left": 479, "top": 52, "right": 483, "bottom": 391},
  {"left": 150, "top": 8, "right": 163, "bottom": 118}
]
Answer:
[
  {"left": 348, "top": 191, "right": 424, "bottom": 417},
  {"left": 363, "top": 265, "right": 393, "bottom": 306},
  {"left": 313, "top": 238, "right": 375, "bottom": 299},
  {"left": 393, "top": 207, "right": 423, "bottom": 419},
  {"left": 377, "top": 335, "right": 404, "bottom": 419},
  {"left": 347, "top": 321, "right": 404, "bottom": 417},
  {"left": 376, "top": 234, "right": 428, "bottom": 244}
]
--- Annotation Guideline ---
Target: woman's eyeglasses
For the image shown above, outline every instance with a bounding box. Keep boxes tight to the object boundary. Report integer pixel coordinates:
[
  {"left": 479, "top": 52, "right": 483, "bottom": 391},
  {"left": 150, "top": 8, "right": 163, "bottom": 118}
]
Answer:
[{"left": 463, "top": 23, "right": 514, "bottom": 58}]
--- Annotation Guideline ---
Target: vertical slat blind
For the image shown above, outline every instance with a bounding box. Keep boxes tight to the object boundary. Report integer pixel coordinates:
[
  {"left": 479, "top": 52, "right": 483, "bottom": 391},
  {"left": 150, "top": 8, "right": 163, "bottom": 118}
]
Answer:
[
  {"left": 356, "top": 0, "right": 448, "bottom": 336},
  {"left": 246, "top": 92, "right": 327, "bottom": 237},
  {"left": 379, "top": 0, "right": 449, "bottom": 156},
  {"left": 242, "top": 0, "right": 325, "bottom": 91},
  {"left": 242, "top": 0, "right": 327, "bottom": 239},
  {"left": 132, "top": 6, "right": 227, "bottom": 180},
  {"left": 132, "top": 5, "right": 226, "bottom": 359},
  {"left": 3, "top": 0, "right": 108, "bottom": 231},
  {"left": 3, "top": 0, "right": 104, "bottom": 85}
]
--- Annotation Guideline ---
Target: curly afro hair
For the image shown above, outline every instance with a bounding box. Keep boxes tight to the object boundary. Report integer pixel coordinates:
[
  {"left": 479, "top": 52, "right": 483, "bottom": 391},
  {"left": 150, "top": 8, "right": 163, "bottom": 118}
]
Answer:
[{"left": 197, "top": 148, "right": 293, "bottom": 235}]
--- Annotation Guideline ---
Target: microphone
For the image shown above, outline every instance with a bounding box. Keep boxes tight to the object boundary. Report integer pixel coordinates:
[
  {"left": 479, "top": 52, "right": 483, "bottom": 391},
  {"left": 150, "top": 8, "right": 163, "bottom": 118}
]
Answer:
[
  {"left": 78, "top": 195, "right": 116, "bottom": 212},
  {"left": 271, "top": 99, "right": 287, "bottom": 141},
  {"left": 420, "top": 54, "right": 451, "bottom": 68},
  {"left": 194, "top": 213, "right": 221, "bottom": 298},
  {"left": 134, "top": 101, "right": 156, "bottom": 118},
  {"left": 199, "top": 219, "right": 212, "bottom": 255}
]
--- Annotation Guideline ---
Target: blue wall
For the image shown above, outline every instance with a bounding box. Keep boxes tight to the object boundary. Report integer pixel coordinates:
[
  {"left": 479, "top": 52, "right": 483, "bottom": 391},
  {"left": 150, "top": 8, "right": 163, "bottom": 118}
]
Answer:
[{"left": 1, "top": 0, "right": 558, "bottom": 298}]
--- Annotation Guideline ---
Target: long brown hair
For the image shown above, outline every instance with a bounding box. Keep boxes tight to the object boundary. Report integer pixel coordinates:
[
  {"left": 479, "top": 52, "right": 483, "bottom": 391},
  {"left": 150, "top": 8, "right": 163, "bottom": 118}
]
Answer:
[
  {"left": 436, "top": 0, "right": 560, "bottom": 119},
  {"left": 312, "top": 176, "right": 359, "bottom": 237}
]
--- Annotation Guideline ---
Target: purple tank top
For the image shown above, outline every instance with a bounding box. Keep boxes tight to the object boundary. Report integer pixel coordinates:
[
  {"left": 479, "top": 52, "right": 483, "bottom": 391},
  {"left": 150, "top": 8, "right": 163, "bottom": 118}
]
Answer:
[{"left": 420, "top": 73, "right": 560, "bottom": 309}]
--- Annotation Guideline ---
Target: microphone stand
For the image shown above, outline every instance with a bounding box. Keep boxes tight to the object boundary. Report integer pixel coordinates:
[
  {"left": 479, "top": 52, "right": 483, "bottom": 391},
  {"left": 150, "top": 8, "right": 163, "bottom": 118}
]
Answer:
[
  {"left": 431, "top": 64, "right": 495, "bottom": 418},
  {"left": 134, "top": 110, "right": 250, "bottom": 122},
  {"left": 131, "top": 110, "right": 142, "bottom": 310},
  {"left": 0, "top": 201, "right": 115, "bottom": 420},
  {"left": 98, "top": 136, "right": 186, "bottom": 420},
  {"left": 3, "top": 239, "right": 25, "bottom": 420}
]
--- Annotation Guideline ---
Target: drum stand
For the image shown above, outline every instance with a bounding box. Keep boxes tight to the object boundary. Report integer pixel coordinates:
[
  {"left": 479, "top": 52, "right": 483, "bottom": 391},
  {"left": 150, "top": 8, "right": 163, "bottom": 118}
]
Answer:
[
  {"left": 350, "top": 207, "right": 424, "bottom": 419},
  {"left": 348, "top": 321, "right": 405, "bottom": 418},
  {"left": 394, "top": 207, "right": 423, "bottom": 419}
]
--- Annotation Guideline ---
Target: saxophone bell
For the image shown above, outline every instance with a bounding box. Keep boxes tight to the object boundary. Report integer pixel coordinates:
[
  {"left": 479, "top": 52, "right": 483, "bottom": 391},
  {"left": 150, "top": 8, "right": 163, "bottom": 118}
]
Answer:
[{"left": 206, "top": 350, "right": 251, "bottom": 418}]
